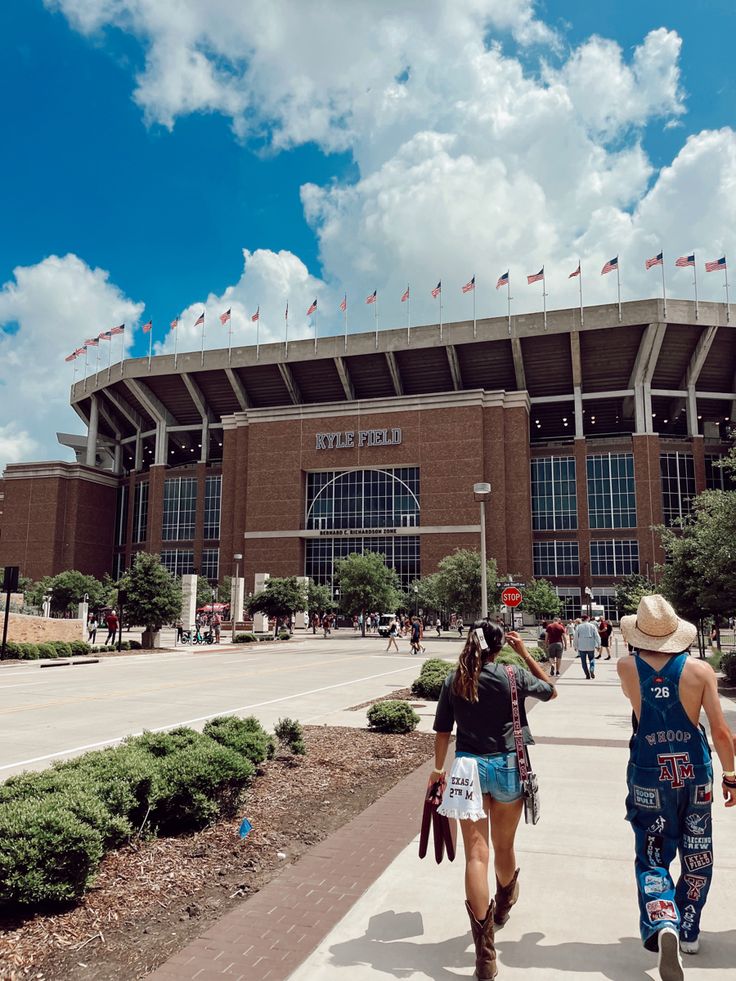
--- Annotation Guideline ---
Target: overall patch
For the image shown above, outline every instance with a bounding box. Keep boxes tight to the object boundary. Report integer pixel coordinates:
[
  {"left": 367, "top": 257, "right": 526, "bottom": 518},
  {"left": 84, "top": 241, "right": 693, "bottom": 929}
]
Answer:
[
  {"left": 685, "top": 812, "right": 710, "bottom": 836},
  {"left": 645, "top": 833, "right": 663, "bottom": 867},
  {"left": 683, "top": 874, "right": 708, "bottom": 901},
  {"left": 633, "top": 785, "right": 660, "bottom": 810},
  {"left": 646, "top": 899, "right": 677, "bottom": 922},
  {"left": 642, "top": 872, "right": 668, "bottom": 896},
  {"left": 648, "top": 815, "right": 666, "bottom": 833},
  {"left": 684, "top": 851, "right": 713, "bottom": 872},
  {"left": 693, "top": 784, "right": 712, "bottom": 805},
  {"left": 657, "top": 752, "right": 694, "bottom": 788}
]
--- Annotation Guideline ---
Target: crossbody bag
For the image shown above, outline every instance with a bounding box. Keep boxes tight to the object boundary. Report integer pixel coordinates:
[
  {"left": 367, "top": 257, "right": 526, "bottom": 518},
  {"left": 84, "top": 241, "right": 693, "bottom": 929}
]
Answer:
[{"left": 505, "top": 665, "right": 541, "bottom": 825}]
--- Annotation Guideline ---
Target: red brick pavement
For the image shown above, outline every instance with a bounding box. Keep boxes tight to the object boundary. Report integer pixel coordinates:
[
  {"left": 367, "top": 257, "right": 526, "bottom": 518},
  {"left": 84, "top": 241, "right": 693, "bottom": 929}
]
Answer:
[{"left": 146, "top": 755, "right": 434, "bottom": 981}]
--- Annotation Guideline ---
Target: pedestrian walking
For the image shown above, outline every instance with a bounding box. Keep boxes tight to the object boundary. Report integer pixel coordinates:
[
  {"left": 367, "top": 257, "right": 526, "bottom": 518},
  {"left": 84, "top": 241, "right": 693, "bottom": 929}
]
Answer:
[
  {"left": 87, "top": 613, "right": 98, "bottom": 643},
  {"left": 617, "top": 595, "right": 736, "bottom": 979},
  {"left": 431, "top": 622, "right": 557, "bottom": 980},
  {"left": 409, "top": 616, "right": 422, "bottom": 655},
  {"left": 458, "top": 616, "right": 464, "bottom": 638},
  {"left": 104, "top": 609, "right": 119, "bottom": 646},
  {"left": 599, "top": 616, "right": 613, "bottom": 659},
  {"left": 385, "top": 617, "right": 399, "bottom": 653},
  {"left": 436, "top": 617, "right": 442, "bottom": 637},
  {"left": 545, "top": 616, "right": 566, "bottom": 677},
  {"left": 212, "top": 612, "right": 221, "bottom": 643},
  {"left": 574, "top": 614, "right": 600, "bottom": 678}
]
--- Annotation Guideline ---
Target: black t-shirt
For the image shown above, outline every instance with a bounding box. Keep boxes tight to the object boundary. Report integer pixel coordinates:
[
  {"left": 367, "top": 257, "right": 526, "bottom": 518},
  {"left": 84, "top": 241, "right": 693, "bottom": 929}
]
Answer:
[{"left": 433, "top": 661, "right": 554, "bottom": 755}]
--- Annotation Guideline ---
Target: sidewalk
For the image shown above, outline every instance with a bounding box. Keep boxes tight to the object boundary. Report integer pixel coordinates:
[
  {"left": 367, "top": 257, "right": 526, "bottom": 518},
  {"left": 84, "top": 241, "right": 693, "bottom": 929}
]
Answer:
[{"left": 148, "top": 655, "right": 736, "bottom": 980}]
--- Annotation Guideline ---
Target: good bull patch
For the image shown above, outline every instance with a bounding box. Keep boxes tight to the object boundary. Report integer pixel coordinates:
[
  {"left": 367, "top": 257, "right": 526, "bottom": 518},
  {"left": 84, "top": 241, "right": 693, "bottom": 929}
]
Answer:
[{"left": 633, "top": 785, "right": 660, "bottom": 809}]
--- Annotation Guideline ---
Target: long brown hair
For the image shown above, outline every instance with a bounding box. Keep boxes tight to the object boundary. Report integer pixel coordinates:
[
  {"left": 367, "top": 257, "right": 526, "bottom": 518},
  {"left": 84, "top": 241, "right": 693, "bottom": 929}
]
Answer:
[{"left": 453, "top": 620, "right": 505, "bottom": 702}]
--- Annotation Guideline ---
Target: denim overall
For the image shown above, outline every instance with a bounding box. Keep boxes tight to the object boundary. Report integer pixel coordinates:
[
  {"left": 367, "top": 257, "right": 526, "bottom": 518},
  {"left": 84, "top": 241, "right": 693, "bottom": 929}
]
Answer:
[{"left": 625, "top": 653, "right": 713, "bottom": 949}]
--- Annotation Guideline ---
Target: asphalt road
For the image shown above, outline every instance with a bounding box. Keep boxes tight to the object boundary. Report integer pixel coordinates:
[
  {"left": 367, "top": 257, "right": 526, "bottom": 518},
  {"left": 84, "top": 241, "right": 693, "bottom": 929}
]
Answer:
[{"left": 0, "top": 635, "right": 456, "bottom": 779}]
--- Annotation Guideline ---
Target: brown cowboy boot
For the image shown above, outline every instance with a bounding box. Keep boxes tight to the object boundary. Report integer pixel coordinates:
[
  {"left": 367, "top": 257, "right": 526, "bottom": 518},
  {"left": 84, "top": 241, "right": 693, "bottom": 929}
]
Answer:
[
  {"left": 493, "top": 868, "right": 520, "bottom": 927},
  {"left": 465, "top": 900, "right": 498, "bottom": 980}
]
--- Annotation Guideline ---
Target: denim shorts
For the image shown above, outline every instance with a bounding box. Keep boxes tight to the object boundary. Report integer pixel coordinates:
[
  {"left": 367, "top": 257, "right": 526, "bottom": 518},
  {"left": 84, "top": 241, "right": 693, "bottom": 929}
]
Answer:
[{"left": 455, "top": 751, "right": 522, "bottom": 803}]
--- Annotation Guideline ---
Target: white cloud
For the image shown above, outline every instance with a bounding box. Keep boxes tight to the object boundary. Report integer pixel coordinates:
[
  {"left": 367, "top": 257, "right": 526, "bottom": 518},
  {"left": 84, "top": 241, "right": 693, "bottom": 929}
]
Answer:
[
  {"left": 40, "top": 4, "right": 736, "bottom": 350},
  {"left": 0, "top": 254, "right": 144, "bottom": 470}
]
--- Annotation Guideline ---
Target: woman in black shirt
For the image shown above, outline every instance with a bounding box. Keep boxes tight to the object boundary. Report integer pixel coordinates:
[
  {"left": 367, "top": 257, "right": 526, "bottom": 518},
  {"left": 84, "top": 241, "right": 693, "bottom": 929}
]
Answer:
[{"left": 432, "top": 620, "right": 557, "bottom": 980}]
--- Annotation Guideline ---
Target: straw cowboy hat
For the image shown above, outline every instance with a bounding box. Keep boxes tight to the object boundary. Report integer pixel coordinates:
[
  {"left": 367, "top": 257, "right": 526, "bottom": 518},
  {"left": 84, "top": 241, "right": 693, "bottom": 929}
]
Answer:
[{"left": 620, "top": 594, "right": 696, "bottom": 654}]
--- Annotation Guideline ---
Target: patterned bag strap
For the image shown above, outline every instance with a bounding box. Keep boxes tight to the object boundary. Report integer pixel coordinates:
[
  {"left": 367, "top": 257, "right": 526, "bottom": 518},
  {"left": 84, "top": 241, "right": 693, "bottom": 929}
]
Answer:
[{"left": 505, "top": 665, "right": 529, "bottom": 781}]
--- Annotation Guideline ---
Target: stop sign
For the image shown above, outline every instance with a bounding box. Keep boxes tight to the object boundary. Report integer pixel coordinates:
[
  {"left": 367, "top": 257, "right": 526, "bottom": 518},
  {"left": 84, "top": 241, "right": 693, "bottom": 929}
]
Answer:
[{"left": 501, "top": 586, "right": 522, "bottom": 608}]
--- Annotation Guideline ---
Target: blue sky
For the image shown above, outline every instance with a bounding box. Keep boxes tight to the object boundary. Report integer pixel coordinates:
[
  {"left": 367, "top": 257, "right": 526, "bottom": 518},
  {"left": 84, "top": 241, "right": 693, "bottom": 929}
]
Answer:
[{"left": 1, "top": 1, "right": 736, "bottom": 464}]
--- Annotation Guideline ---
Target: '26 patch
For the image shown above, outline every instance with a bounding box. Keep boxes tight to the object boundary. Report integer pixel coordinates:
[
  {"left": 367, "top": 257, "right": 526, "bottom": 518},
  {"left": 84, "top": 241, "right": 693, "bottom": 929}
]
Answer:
[{"left": 633, "top": 785, "right": 660, "bottom": 810}]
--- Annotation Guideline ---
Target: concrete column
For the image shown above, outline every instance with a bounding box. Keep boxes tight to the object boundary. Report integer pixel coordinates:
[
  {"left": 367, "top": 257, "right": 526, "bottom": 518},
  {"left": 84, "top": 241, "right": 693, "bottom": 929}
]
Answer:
[
  {"left": 574, "top": 385, "right": 584, "bottom": 438},
  {"left": 643, "top": 382, "right": 654, "bottom": 433},
  {"left": 296, "top": 575, "right": 310, "bottom": 629},
  {"left": 253, "top": 572, "right": 270, "bottom": 633},
  {"left": 86, "top": 394, "right": 99, "bottom": 467},
  {"left": 154, "top": 420, "right": 168, "bottom": 466},
  {"left": 78, "top": 600, "right": 89, "bottom": 627},
  {"left": 181, "top": 574, "right": 197, "bottom": 631},
  {"left": 134, "top": 431, "right": 143, "bottom": 471},
  {"left": 200, "top": 419, "right": 209, "bottom": 463},
  {"left": 113, "top": 441, "right": 123, "bottom": 475},
  {"left": 634, "top": 384, "right": 647, "bottom": 434},
  {"left": 686, "top": 387, "right": 699, "bottom": 437},
  {"left": 230, "top": 576, "right": 245, "bottom": 624}
]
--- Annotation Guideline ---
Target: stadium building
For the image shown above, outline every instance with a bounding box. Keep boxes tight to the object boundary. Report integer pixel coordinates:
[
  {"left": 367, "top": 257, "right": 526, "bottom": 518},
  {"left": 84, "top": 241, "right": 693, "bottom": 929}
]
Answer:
[{"left": 1, "top": 297, "right": 734, "bottom": 620}]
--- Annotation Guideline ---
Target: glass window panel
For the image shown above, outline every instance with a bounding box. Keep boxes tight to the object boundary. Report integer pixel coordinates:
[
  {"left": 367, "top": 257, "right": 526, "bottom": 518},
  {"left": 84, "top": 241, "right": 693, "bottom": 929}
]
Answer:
[
  {"left": 204, "top": 475, "right": 222, "bottom": 539},
  {"left": 133, "top": 481, "right": 149, "bottom": 544},
  {"left": 587, "top": 453, "right": 636, "bottom": 528},
  {"left": 201, "top": 548, "right": 220, "bottom": 583},
  {"left": 659, "top": 453, "right": 695, "bottom": 526},
  {"left": 159, "top": 549, "right": 194, "bottom": 577},
  {"left": 162, "top": 477, "right": 197, "bottom": 541},
  {"left": 531, "top": 457, "right": 578, "bottom": 531},
  {"left": 532, "top": 541, "right": 580, "bottom": 577}
]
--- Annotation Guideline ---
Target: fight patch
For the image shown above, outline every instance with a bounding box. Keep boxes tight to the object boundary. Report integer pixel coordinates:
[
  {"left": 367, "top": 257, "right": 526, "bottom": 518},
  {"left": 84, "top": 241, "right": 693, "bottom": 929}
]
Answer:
[
  {"left": 632, "top": 785, "right": 660, "bottom": 810},
  {"left": 645, "top": 833, "right": 663, "bottom": 867},
  {"left": 648, "top": 816, "right": 666, "bottom": 833},
  {"left": 684, "top": 851, "right": 713, "bottom": 872},
  {"left": 684, "top": 874, "right": 708, "bottom": 901},
  {"left": 646, "top": 899, "right": 677, "bottom": 923},
  {"left": 693, "top": 784, "right": 712, "bottom": 805},
  {"left": 642, "top": 872, "right": 668, "bottom": 896}
]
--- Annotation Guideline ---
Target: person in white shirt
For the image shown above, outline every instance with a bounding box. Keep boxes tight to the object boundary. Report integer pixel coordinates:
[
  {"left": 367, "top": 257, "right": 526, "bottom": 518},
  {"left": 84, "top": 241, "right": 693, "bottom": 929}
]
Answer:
[{"left": 574, "top": 615, "right": 601, "bottom": 679}]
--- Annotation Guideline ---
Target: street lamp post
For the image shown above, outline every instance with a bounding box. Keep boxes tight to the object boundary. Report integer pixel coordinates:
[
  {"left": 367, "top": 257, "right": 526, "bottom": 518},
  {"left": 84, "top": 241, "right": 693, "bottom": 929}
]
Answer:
[
  {"left": 233, "top": 553, "right": 242, "bottom": 580},
  {"left": 473, "top": 482, "right": 492, "bottom": 619},
  {"left": 413, "top": 584, "right": 419, "bottom": 616}
]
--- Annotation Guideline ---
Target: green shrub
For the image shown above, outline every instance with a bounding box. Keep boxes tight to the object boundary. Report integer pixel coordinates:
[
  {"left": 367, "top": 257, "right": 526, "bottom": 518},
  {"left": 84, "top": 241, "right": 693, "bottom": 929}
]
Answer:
[
  {"left": 0, "top": 797, "right": 104, "bottom": 907},
  {"left": 131, "top": 726, "right": 202, "bottom": 758},
  {"left": 119, "top": 640, "right": 131, "bottom": 651},
  {"left": 69, "top": 640, "right": 91, "bottom": 656},
  {"left": 203, "top": 716, "right": 275, "bottom": 763},
  {"left": 495, "top": 648, "right": 526, "bottom": 669},
  {"left": 18, "top": 643, "right": 41, "bottom": 660},
  {"left": 277, "top": 630, "right": 291, "bottom": 641},
  {"left": 273, "top": 717, "right": 307, "bottom": 756},
  {"left": 721, "top": 650, "right": 736, "bottom": 684},
  {"left": 233, "top": 632, "right": 258, "bottom": 644},
  {"left": 411, "top": 658, "right": 453, "bottom": 699},
  {"left": 52, "top": 641, "right": 72, "bottom": 658},
  {"left": 150, "top": 742, "right": 254, "bottom": 833},
  {"left": 37, "top": 642, "right": 58, "bottom": 659},
  {"left": 529, "top": 645, "right": 548, "bottom": 663},
  {"left": 1, "top": 641, "right": 22, "bottom": 659},
  {"left": 367, "top": 700, "right": 420, "bottom": 734},
  {"left": 129, "top": 640, "right": 142, "bottom": 650}
]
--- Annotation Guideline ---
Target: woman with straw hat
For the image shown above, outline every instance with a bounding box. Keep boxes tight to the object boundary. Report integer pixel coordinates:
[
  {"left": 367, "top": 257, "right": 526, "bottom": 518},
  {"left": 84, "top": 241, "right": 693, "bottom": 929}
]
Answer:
[{"left": 617, "top": 594, "right": 736, "bottom": 981}]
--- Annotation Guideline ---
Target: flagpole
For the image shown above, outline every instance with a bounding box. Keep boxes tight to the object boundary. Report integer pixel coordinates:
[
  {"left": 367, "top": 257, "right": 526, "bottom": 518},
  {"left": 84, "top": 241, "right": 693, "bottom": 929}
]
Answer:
[
  {"left": 472, "top": 277, "right": 477, "bottom": 339},
  {"left": 314, "top": 308, "right": 318, "bottom": 354},
  {"left": 439, "top": 284, "right": 443, "bottom": 343},
  {"left": 542, "top": 268, "right": 548, "bottom": 331},
  {"left": 120, "top": 327, "right": 125, "bottom": 376},
  {"left": 107, "top": 336, "right": 112, "bottom": 381},
  {"left": 374, "top": 297, "right": 379, "bottom": 349},
  {"left": 174, "top": 323, "right": 179, "bottom": 370},
  {"left": 72, "top": 361, "right": 78, "bottom": 389},
  {"left": 228, "top": 318, "right": 233, "bottom": 365},
  {"left": 147, "top": 326, "right": 153, "bottom": 372},
  {"left": 344, "top": 298, "right": 348, "bottom": 353},
  {"left": 660, "top": 252, "right": 667, "bottom": 318},
  {"left": 96, "top": 343, "right": 100, "bottom": 379},
  {"left": 407, "top": 286, "right": 411, "bottom": 345},
  {"left": 507, "top": 275, "right": 512, "bottom": 336},
  {"left": 616, "top": 261, "right": 622, "bottom": 322},
  {"left": 692, "top": 254, "right": 699, "bottom": 321},
  {"left": 724, "top": 255, "right": 731, "bottom": 323},
  {"left": 256, "top": 309, "right": 260, "bottom": 360},
  {"left": 83, "top": 345, "right": 89, "bottom": 392},
  {"left": 201, "top": 315, "right": 206, "bottom": 367},
  {"left": 285, "top": 305, "right": 289, "bottom": 359},
  {"left": 579, "top": 262, "right": 584, "bottom": 327}
]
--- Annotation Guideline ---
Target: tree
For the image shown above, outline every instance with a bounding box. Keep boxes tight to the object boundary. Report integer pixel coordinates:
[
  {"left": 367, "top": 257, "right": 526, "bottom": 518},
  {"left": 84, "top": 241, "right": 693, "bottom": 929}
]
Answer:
[
  {"left": 518, "top": 578, "right": 562, "bottom": 620},
  {"left": 26, "top": 570, "right": 112, "bottom": 614},
  {"left": 196, "top": 576, "right": 216, "bottom": 611},
  {"left": 614, "top": 573, "right": 656, "bottom": 617},
  {"left": 335, "top": 552, "right": 402, "bottom": 637},
  {"left": 433, "top": 549, "right": 498, "bottom": 619},
  {"left": 410, "top": 574, "right": 443, "bottom": 617},
  {"left": 217, "top": 576, "right": 232, "bottom": 604},
  {"left": 117, "top": 553, "right": 182, "bottom": 644},
  {"left": 247, "top": 577, "right": 306, "bottom": 636},
  {"left": 306, "top": 580, "right": 335, "bottom": 617}
]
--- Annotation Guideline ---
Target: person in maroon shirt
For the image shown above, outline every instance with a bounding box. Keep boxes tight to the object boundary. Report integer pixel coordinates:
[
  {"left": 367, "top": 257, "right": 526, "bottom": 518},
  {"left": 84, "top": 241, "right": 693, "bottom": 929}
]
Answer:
[
  {"left": 104, "top": 610, "right": 119, "bottom": 646},
  {"left": 545, "top": 617, "right": 567, "bottom": 677}
]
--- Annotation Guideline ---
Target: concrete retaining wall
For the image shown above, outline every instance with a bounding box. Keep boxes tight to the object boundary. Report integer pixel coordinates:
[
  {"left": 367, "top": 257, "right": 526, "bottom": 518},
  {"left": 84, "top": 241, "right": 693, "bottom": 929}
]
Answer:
[{"left": 0, "top": 612, "right": 84, "bottom": 643}]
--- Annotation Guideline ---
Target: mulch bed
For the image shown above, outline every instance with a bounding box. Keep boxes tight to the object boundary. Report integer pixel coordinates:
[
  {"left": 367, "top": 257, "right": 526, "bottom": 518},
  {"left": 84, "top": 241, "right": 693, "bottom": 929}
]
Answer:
[
  {"left": 346, "top": 686, "right": 418, "bottom": 710},
  {"left": 0, "top": 725, "right": 434, "bottom": 981}
]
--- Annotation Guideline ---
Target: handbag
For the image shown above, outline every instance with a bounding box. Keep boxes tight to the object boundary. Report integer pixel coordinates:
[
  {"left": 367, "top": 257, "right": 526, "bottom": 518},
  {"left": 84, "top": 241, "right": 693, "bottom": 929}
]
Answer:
[
  {"left": 505, "top": 665, "right": 541, "bottom": 825},
  {"left": 418, "top": 773, "right": 456, "bottom": 863}
]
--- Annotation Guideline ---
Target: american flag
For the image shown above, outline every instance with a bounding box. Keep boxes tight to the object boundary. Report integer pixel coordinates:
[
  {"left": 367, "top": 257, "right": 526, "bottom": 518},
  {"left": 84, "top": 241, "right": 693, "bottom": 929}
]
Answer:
[
  {"left": 339, "top": 295, "right": 347, "bottom": 312},
  {"left": 251, "top": 307, "right": 259, "bottom": 323},
  {"left": 193, "top": 312, "right": 205, "bottom": 327},
  {"left": 85, "top": 337, "right": 99, "bottom": 346},
  {"left": 64, "top": 352, "right": 77, "bottom": 362},
  {"left": 705, "top": 256, "right": 727, "bottom": 272},
  {"left": 170, "top": 317, "right": 178, "bottom": 329},
  {"left": 527, "top": 267, "right": 544, "bottom": 285},
  {"left": 461, "top": 276, "right": 475, "bottom": 294},
  {"left": 219, "top": 309, "right": 231, "bottom": 325},
  {"left": 109, "top": 324, "right": 125, "bottom": 335},
  {"left": 675, "top": 254, "right": 695, "bottom": 268},
  {"left": 431, "top": 281, "right": 441, "bottom": 298},
  {"left": 601, "top": 257, "right": 618, "bottom": 275},
  {"left": 569, "top": 263, "right": 581, "bottom": 279},
  {"left": 142, "top": 320, "right": 152, "bottom": 333},
  {"left": 366, "top": 290, "right": 377, "bottom": 305},
  {"left": 645, "top": 252, "right": 663, "bottom": 270},
  {"left": 496, "top": 271, "right": 509, "bottom": 289},
  {"left": 401, "top": 285, "right": 410, "bottom": 303},
  {"left": 75, "top": 346, "right": 87, "bottom": 355},
  {"left": 285, "top": 303, "right": 289, "bottom": 319},
  {"left": 98, "top": 331, "right": 111, "bottom": 341},
  {"left": 307, "top": 299, "right": 317, "bottom": 315}
]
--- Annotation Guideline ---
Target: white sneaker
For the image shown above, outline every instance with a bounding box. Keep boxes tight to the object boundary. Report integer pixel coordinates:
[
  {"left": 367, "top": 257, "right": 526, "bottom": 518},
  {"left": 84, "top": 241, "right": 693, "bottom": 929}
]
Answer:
[
  {"left": 680, "top": 937, "right": 699, "bottom": 955},
  {"left": 658, "top": 927, "right": 684, "bottom": 981}
]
